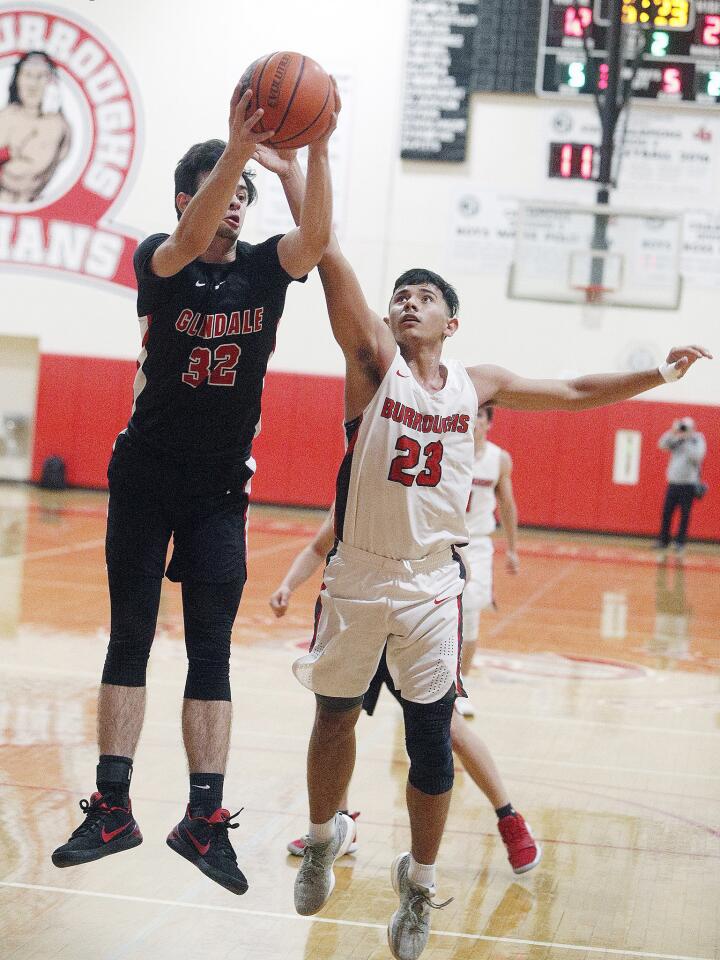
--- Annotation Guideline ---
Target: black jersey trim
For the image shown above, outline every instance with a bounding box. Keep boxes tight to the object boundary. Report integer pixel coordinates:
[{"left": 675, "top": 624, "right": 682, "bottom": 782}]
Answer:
[{"left": 334, "top": 415, "right": 363, "bottom": 542}]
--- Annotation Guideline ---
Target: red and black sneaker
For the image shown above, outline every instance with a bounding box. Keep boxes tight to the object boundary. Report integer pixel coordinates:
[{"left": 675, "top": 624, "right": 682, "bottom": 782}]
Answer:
[
  {"left": 167, "top": 806, "right": 248, "bottom": 895},
  {"left": 51, "top": 792, "right": 142, "bottom": 867},
  {"left": 497, "top": 812, "right": 542, "bottom": 875}
]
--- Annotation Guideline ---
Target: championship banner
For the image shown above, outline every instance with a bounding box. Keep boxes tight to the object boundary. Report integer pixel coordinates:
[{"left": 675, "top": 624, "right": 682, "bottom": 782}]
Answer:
[{"left": 0, "top": 4, "right": 142, "bottom": 291}]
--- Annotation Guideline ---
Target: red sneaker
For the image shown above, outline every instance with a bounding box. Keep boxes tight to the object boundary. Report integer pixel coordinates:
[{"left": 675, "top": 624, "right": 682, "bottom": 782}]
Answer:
[
  {"left": 497, "top": 813, "right": 541, "bottom": 874},
  {"left": 286, "top": 810, "right": 360, "bottom": 857}
]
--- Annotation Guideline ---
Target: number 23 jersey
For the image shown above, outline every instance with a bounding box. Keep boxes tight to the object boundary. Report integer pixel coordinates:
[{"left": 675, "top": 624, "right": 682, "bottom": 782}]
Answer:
[
  {"left": 335, "top": 347, "right": 478, "bottom": 561},
  {"left": 127, "top": 233, "right": 304, "bottom": 466}
]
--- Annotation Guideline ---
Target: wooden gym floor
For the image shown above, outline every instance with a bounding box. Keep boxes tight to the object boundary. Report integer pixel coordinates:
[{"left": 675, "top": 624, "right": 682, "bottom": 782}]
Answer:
[{"left": 0, "top": 482, "right": 718, "bottom": 960}]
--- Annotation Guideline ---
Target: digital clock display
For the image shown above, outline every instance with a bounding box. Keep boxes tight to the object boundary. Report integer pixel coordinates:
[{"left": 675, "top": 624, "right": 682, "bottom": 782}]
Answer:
[
  {"left": 538, "top": 0, "right": 720, "bottom": 105},
  {"left": 548, "top": 142, "right": 598, "bottom": 179},
  {"left": 595, "top": 0, "right": 692, "bottom": 29}
]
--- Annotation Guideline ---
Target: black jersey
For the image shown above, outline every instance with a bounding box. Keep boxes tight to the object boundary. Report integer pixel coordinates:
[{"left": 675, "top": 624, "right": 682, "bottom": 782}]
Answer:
[{"left": 126, "top": 233, "right": 304, "bottom": 467}]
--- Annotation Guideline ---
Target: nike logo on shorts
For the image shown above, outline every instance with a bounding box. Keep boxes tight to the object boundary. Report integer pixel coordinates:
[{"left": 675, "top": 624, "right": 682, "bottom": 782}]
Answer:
[{"left": 396, "top": 371, "right": 409, "bottom": 377}]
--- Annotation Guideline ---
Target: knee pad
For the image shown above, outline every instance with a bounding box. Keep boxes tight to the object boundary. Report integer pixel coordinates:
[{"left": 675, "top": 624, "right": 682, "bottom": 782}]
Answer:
[
  {"left": 402, "top": 686, "right": 456, "bottom": 796},
  {"left": 102, "top": 572, "right": 161, "bottom": 686},
  {"left": 182, "top": 579, "right": 242, "bottom": 701}
]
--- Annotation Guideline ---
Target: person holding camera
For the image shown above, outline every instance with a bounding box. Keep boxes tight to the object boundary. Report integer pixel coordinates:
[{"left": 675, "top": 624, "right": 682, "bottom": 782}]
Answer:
[{"left": 657, "top": 417, "right": 706, "bottom": 557}]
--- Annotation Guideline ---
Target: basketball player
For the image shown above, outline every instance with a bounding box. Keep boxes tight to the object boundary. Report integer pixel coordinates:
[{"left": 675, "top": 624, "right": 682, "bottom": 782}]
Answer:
[
  {"left": 50, "top": 82, "right": 339, "bottom": 896},
  {"left": 0, "top": 51, "right": 70, "bottom": 203},
  {"left": 253, "top": 156, "right": 710, "bottom": 960},
  {"left": 456, "top": 403, "right": 518, "bottom": 719},
  {"left": 270, "top": 506, "right": 540, "bottom": 875}
]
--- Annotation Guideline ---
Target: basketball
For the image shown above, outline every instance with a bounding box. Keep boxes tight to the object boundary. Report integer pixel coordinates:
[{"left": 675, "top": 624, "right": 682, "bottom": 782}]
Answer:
[{"left": 239, "top": 52, "right": 334, "bottom": 150}]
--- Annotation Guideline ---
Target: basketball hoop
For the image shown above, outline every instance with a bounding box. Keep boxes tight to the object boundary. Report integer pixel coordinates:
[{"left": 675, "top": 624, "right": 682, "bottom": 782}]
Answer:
[{"left": 573, "top": 283, "right": 611, "bottom": 305}]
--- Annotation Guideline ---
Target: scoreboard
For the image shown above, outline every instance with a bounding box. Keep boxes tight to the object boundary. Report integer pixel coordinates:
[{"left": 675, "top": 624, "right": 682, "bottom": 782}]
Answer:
[{"left": 537, "top": 0, "right": 720, "bottom": 105}]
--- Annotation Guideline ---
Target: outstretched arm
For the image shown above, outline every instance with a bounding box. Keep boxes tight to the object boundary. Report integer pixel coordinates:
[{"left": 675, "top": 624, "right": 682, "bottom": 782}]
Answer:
[
  {"left": 469, "top": 346, "right": 712, "bottom": 411},
  {"left": 269, "top": 508, "right": 336, "bottom": 617},
  {"left": 495, "top": 451, "right": 519, "bottom": 573},
  {"left": 257, "top": 135, "right": 396, "bottom": 418}
]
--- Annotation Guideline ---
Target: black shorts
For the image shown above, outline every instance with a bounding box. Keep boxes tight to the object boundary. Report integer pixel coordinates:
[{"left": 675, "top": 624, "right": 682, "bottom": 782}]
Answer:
[{"left": 105, "top": 432, "right": 250, "bottom": 583}]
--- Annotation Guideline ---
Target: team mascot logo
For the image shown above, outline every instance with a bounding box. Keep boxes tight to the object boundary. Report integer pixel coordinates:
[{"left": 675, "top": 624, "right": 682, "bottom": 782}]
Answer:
[{"left": 0, "top": 4, "right": 141, "bottom": 290}]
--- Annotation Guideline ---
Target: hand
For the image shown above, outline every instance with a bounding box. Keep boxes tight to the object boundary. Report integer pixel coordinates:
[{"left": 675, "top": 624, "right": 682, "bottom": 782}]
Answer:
[
  {"left": 664, "top": 345, "right": 713, "bottom": 379},
  {"left": 308, "top": 76, "right": 341, "bottom": 151},
  {"left": 252, "top": 143, "right": 298, "bottom": 178},
  {"left": 269, "top": 585, "right": 291, "bottom": 617},
  {"left": 506, "top": 550, "right": 520, "bottom": 574},
  {"left": 227, "top": 85, "right": 275, "bottom": 159}
]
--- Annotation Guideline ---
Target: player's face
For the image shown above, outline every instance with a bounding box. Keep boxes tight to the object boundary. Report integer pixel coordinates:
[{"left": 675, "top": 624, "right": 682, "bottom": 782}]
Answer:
[
  {"left": 193, "top": 172, "right": 249, "bottom": 240},
  {"left": 386, "top": 284, "right": 457, "bottom": 347},
  {"left": 17, "top": 57, "right": 52, "bottom": 110},
  {"left": 474, "top": 407, "right": 491, "bottom": 445}
]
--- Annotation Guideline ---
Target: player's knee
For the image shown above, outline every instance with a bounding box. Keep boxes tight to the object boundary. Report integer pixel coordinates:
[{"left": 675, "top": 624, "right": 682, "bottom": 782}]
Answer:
[
  {"left": 403, "top": 686, "right": 455, "bottom": 796},
  {"left": 101, "top": 618, "right": 155, "bottom": 686},
  {"left": 313, "top": 695, "right": 362, "bottom": 740},
  {"left": 184, "top": 627, "right": 232, "bottom": 701}
]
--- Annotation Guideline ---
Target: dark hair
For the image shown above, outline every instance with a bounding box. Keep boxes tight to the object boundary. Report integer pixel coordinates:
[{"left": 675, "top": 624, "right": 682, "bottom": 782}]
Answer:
[
  {"left": 173, "top": 139, "right": 257, "bottom": 218},
  {"left": 9, "top": 51, "right": 56, "bottom": 105},
  {"left": 478, "top": 404, "right": 494, "bottom": 423},
  {"left": 392, "top": 268, "right": 459, "bottom": 317}
]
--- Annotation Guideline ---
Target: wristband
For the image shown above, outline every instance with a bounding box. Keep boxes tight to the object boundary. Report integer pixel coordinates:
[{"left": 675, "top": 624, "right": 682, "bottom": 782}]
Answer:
[
  {"left": 658, "top": 361, "right": 682, "bottom": 383},
  {"left": 0, "top": 147, "right": 10, "bottom": 165}
]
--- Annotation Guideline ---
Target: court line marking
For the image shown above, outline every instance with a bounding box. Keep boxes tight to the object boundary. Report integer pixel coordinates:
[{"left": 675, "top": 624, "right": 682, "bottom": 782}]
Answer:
[
  {"left": 488, "top": 561, "right": 579, "bottom": 638},
  {"left": 2, "top": 659, "right": 718, "bottom": 740},
  {"left": 0, "top": 538, "right": 105, "bottom": 563},
  {"left": 0, "top": 881, "right": 713, "bottom": 960}
]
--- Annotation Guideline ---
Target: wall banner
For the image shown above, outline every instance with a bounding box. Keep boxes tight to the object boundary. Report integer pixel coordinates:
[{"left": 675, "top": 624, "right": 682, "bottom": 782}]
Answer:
[{"left": 0, "top": 4, "right": 142, "bottom": 291}]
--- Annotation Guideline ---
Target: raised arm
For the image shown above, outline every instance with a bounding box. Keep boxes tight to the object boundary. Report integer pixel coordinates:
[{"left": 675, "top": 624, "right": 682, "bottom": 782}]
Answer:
[
  {"left": 273, "top": 84, "right": 339, "bottom": 279},
  {"left": 150, "top": 86, "right": 273, "bottom": 278},
  {"left": 469, "top": 346, "right": 712, "bottom": 412},
  {"left": 256, "top": 129, "right": 396, "bottom": 419},
  {"left": 495, "top": 451, "right": 519, "bottom": 573},
  {"left": 269, "top": 507, "right": 336, "bottom": 617}
]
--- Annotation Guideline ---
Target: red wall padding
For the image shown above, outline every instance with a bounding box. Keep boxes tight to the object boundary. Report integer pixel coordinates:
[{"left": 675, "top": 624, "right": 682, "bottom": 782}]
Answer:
[{"left": 31, "top": 354, "right": 719, "bottom": 540}]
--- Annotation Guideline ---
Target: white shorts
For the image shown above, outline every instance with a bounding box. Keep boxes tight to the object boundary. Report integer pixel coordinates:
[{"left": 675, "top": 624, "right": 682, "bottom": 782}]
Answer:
[
  {"left": 459, "top": 536, "right": 494, "bottom": 614},
  {"left": 293, "top": 540, "right": 466, "bottom": 705}
]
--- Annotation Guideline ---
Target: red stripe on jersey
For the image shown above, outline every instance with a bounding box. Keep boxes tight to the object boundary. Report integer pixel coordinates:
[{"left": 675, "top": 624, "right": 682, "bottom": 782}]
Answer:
[{"left": 455, "top": 595, "right": 467, "bottom": 697}]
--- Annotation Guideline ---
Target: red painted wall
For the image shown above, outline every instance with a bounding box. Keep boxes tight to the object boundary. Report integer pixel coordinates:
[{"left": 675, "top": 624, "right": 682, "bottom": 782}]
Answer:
[{"left": 31, "top": 354, "right": 719, "bottom": 540}]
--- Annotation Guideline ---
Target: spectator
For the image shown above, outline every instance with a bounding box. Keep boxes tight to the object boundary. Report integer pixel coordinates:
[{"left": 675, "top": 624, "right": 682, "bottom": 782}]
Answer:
[{"left": 657, "top": 417, "right": 706, "bottom": 557}]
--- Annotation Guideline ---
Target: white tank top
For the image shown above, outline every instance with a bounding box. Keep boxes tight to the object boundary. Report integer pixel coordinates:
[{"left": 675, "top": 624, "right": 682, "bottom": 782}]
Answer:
[
  {"left": 465, "top": 441, "right": 502, "bottom": 538},
  {"left": 335, "top": 347, "right": 478, "bottom": 560}
]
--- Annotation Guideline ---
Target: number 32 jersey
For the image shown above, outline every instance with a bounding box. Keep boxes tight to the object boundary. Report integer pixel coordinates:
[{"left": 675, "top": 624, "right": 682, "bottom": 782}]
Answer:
[
  {"left": 127, "top": 233, "right": 304, "bottom": 467},
  {"left": 335, "top": 347, "right": 478, "bottom": 561}
]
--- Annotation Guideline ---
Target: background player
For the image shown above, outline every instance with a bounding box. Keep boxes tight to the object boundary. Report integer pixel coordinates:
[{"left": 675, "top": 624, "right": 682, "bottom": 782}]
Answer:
[
  {"left": 270, "top": 506, "right": 540, "bottom": 875},
  {"left": 50, "top": 82, "right": 338, "bottom": 897},
  {"left": 456, "top": 403, "right": 519, "bottom": 718}
]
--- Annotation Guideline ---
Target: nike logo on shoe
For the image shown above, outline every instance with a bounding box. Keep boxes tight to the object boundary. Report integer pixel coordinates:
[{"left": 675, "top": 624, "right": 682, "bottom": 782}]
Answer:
[
  {"left": 185, "top": 830, "right": 210, "bottom": 856},
  {"left": 434, "top": 595, "right": 454, "bottom": 604},
  {"left": 101, "top": 821, "right": 132, "bottom": 843}
]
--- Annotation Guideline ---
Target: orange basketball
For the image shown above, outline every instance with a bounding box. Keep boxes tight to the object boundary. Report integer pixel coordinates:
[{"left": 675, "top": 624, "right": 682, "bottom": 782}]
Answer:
[{"left": 239, "top": 52, "right": 334, "bottom": 150}]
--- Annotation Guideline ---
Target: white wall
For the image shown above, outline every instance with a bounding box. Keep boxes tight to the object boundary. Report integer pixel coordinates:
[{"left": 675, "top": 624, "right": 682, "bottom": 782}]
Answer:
[{"left": 1, "top": 0, "right": 717, "bottom": 405}]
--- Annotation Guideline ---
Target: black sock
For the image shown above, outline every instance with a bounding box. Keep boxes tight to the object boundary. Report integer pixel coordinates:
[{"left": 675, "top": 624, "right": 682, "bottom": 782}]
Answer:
[
  {"left": 96, "top": 755, "right": 133, "bottom": 805},
  {"left": 189, "top": 773, "right": 224, "bottom": 817},
  {"left": 495, "top": 803, "right": 515, "bottom": 820}
]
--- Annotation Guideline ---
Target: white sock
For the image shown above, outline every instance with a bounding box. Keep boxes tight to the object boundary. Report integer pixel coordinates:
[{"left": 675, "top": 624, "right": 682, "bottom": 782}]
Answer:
[
  {"left": 408, "top": 854, "right": 436, "bottom": 891},
  {"left": 308, "top": 815, "right": 336, "bottom": 843}
]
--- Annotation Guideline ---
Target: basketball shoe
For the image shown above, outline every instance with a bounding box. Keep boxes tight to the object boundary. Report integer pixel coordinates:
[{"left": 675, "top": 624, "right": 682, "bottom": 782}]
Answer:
[
  {"left": 286, "top": 810, "right": 360, "bottom": 856},
  {"left": 387, "top": 853, "right": 452, "bottom": 960},
  {"left": 167, "top": 806, "right": 248, "bottom": 895},
  {"left": 294, "top": 811, "right": 356, "bottom": 915},
  {"left": 51, "top": 792, "right": 142, "bottom": 867},
  {"left": 497, "top": 812, "right": 542, "bottom": 874}
]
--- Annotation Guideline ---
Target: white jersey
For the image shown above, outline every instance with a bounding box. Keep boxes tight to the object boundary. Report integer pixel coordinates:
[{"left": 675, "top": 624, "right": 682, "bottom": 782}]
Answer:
[
  {"left": 466, "top": 441, "right": 502, "bottom": 538},
  {"left": 335, "top": 347, "right": 477, "bottom": 561}
]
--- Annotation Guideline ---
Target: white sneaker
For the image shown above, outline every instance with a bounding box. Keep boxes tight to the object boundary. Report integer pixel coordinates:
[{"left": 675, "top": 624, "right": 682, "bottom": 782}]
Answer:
[
  {"left": 387, "top": 853, "right": 452, "bottom": 960},
  {"left": 454, "top": 697, "right": 475, "bottom": 718},
  {"left": 293, "top": 812, "right": 355, "bottom": 916}
]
